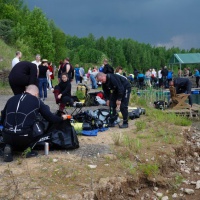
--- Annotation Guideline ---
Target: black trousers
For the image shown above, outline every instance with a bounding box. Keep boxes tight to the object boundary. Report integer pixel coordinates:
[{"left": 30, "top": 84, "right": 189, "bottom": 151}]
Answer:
[
  {"left": 61, "top": 96, "right": 74, "bottom": 107},
  {"left": 196, "top": 77, "right": 199, "bottom": 88},
  {"left": 2, "top": 129, "right": 40, "bottom": 150},
  {"left": 110, "top": 87, "right": 131, "bottom": 124}
]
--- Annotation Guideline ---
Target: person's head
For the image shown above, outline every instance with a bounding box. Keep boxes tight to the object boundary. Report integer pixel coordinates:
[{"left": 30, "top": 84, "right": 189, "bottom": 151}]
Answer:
[
  {"left": 115, "top": 66, "right": 123, "bottom": 74},
  {"left": 96, "top": 72, "right": 107, "bottom": 83},
  {"left": 169, "top": 80, "right": 174, "bottom": 87},
  {"left": 75, "top": 64, "right": 79, "bottom": 68},
  {"left": 61, "top": 72, "right": 68, "bottom": 82},
  {"left": 103, "top": 59, "right": 108, "bottom": 65},
  {"left": 41, "top": 59, "right": 48, "bottom": 66},
  {"left": 64, "top": 57, "right": 70, "bottom": 63},
  {"left": 35, "top": 54, "right": 41, "bottom": 62},
  {"left": 59, "top": 60, "right": 63, "bottom": 65},
  {"left": 16, "top": 51, "right": 22, "bottom": 59},
  {"left": 26, "top": 85, "right": 39, "bottom": 97},
  {"left": 48, "top": 62, "right": 52, "bottom": 66}
]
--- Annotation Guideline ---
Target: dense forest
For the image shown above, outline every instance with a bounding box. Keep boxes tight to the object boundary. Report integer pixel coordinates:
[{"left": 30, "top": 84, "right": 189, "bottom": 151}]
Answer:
[{"left": 0, "top": 0, "right": 200, "bottom": 73}]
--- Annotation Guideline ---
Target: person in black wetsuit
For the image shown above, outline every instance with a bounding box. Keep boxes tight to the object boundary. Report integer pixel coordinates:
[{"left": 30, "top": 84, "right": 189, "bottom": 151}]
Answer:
[
  {"left": 9, "top": 61, "right": 38, "bottom": 95},
  {"left": 1, "top": 85, "right": 71, "bottom": 162},
  {"left": 96, "top": 72, "right": 131, "bottom": 128}
]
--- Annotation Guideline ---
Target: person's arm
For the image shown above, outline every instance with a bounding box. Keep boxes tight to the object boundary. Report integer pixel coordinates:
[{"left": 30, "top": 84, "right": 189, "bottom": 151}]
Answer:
[
  {"left": 1, "top": 104, "right": 7, "bottom": 125},
  {"left": 39, "top": 101, "right": 63, "bottom": 123},
  {"left": 29, "top": 63, "right": 38, "bottom": 85}
]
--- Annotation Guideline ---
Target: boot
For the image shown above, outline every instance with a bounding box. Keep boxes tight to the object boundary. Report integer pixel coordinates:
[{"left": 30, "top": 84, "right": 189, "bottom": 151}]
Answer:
[
  {"left": 59, "top": 103, "right": 66, "bottom": 112},
  {"left": 53, "top": 89, "right": 60, "bottom": 104},
  {"left": 119, "top": 120, "right": 128, "bottom": 129},
  {"left": 119, "top": 123, "right": 128, "bottom": 128}
]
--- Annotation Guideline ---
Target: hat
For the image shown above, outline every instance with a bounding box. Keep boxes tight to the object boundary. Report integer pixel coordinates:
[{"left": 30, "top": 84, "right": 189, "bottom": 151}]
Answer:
[{"left": 42, "top": 59, "right": 48, "bottom": 63}]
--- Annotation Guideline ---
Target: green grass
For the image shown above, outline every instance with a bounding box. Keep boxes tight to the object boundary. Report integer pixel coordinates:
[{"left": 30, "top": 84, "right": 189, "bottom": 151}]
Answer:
[{"left": 138, "top": 163, "right": 159, "bottom": 177}]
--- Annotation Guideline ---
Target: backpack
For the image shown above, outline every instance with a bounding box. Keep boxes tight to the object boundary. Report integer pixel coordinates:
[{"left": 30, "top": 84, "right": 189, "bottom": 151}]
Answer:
[{"left": 84, "top": 92, "right": 100, "bottom": 106}]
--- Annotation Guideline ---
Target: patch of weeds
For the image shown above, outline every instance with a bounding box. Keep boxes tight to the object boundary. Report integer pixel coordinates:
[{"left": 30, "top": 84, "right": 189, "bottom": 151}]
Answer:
[
  {"left": 21, "top": 147, "right": 31, "bottom": 158},
  {"left": 123, "top": 136, "right": 142, "bottom": 153},
  {"left": 135, "top": 120, "right": 146, "bottom": 132},
  {"left": 136, "top": 134, "right": 151, "bottom": 139},
  {"left": 112, "top": 132, "right": 124, "bottom": 146},
  {"left": 138, "top": 163, "right": 159, "bottom": 178},
  {"left": 171, "top": 173, "right": 185, "bottom": 190},
  {"left": 163, "top": 133, "right": 177, "bottom": 144},
  {"left": 174, "top": 116, "right": 192, "bottom": 126}
]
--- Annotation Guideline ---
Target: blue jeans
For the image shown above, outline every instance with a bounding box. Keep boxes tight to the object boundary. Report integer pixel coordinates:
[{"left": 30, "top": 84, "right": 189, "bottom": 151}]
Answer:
[
  {"left": 38, "top": 78, "right": 47, "bottom": 99},
  {"left": 90, "top": 75, "right": 98, "bottom": 89}
]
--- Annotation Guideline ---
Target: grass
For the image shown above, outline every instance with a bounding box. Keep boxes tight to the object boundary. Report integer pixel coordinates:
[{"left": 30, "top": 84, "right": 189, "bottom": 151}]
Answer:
[{"left": 138, "top": 163, "right": 159, "bottom": 178}]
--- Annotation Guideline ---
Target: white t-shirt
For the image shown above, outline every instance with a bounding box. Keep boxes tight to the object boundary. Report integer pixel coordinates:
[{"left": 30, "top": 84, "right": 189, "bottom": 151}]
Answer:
[
  {"left": 158, "top": 70, "right": 162, "bottom": 79},
  {"left": 32, "top": 60, "right": 41, "bottom": 69},
  {"left": 12, "top": 57, "right": 20, "bottom": 68}
]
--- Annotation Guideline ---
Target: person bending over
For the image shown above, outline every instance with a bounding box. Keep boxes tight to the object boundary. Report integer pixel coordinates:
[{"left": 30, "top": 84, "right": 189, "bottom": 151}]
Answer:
[
  {"left": 96, "top": 72, "right": 131, "bottom": 128},
  {"left": 169, "top": 78, "right": 192, "bottom": 106},
  {"left": 1, "top": 85, "right": 71, "bottom": 162}
]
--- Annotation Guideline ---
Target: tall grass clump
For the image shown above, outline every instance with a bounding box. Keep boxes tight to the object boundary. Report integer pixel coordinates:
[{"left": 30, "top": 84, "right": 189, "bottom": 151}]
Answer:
[{"left": 138, "top": 163, "right": 159, "bottom": 178}]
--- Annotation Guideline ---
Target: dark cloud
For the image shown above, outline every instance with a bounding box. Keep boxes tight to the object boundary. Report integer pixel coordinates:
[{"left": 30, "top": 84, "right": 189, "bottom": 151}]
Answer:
[{"left": 24, "top": 0, "right": 200, "bottom": 49}]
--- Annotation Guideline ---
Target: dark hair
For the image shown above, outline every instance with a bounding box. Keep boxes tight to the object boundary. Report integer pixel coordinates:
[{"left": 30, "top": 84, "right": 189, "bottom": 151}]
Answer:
[
  {"left": 61, "top": 72, "right": 68, "bottom": 77},
  {"left": 59, "top": 60, "right": 63, "bottom": 65}
]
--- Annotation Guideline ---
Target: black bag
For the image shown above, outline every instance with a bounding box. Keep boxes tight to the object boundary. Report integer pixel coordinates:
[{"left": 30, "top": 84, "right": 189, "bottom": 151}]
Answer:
[
  {"left": 48, "top": 120, "right": 79, "bottom": 150},
  {"left": 84, "top": 92, "right": 99, "bottom": 106},
  {"left": 154, "top": 101, "right": 168, "bottom": 109}
]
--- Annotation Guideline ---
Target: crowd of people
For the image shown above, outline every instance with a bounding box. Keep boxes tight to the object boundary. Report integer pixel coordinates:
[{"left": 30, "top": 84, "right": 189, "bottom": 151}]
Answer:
[{"left": 125, "top": 66, "right": 200, "bottom": 89}]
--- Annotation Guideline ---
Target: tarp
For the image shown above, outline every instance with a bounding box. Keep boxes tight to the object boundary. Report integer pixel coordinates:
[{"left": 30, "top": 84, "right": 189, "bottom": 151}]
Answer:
[{"left": 169, "top": 53, "right": 200, "bottom": 64}]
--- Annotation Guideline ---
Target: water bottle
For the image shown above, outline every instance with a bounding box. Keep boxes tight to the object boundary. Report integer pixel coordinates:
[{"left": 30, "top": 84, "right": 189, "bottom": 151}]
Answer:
[{"left": 45, "top": 142, "right": 49, "bottom": 155}]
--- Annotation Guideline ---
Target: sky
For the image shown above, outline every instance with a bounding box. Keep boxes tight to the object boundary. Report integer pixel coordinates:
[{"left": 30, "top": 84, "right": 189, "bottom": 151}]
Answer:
[{"left": 24, "top": 0, "right": 200, "bottom": 50}]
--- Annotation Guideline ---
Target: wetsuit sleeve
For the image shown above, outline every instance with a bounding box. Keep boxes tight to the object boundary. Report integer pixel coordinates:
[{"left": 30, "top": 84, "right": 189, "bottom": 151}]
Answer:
[
  {"left": 39, "top": 101, "right": 63, "bottom": 123},
  {"left": 102, "top": 84, "right": 110, "bottom": 100}
]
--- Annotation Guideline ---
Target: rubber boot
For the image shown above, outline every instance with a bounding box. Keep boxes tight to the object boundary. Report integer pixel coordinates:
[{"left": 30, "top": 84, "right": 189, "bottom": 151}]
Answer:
[{"left": 53, "top": 89, "right": 60, "bottom": 104}]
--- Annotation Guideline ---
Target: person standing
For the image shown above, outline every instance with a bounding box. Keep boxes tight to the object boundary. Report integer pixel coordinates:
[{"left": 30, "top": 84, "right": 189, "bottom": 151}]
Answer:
[
  {"left": 96, "top": 72, "right": 131, "bottom": 128},
  {"left": 9, "top": 61, "right": 37, "bottom": 95},
  {"left": 74, "top": 64, "right": 80, "bottom": 84},
  {"left": 32, "top": 54, "right": 41, "bottom": 77},
  {"left": 158, "top": 68, "right": 162, "bottom": 88},
  {"left": 61, "top": 58, "right": 74, "bottom": 82},
  {"left": 11, "top": 51, "right": 22, "bottom": 68},
  {"left": 194, "top": 68, "right": 200, "bottom": 88},
  {"left": 38, "top": 59, "right": 50, "bottom": 101},
  {"left": 103, "top": 59, "right": 114, "bottom": 74},
  {"left": 48, "top": 61, "right": 54, "bottom": 89},
  {"left": 161, "top": 66, "right": 168, "bottom": 88},
  {"left": 79, "top": 66, "right": 85, "bottom": 83}
]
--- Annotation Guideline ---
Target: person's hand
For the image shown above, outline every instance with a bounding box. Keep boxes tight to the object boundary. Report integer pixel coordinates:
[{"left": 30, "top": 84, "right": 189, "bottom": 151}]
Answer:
[
  {"left": 116, "top": 100, "right": 121, "bottom": 111},
  {"left": 106, "top": 100, "right": 110, "bottom": 106},
  {"left": 62, "top": 114, "right": 71, "bottom": 120},
  {"left": 58, "top": 94, "right": 62, "bottom": 99}
]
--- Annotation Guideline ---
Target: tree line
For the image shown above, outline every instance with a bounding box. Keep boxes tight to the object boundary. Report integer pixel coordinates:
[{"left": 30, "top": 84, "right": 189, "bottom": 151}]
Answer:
[{"left": 0, "top": 0, "right": 200, "bottom": 73}]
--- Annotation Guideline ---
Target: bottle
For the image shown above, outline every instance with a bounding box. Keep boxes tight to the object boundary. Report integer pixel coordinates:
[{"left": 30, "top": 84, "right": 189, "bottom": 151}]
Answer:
[{"left": 45, "top": 142, "right": 49, "bottom": 155}]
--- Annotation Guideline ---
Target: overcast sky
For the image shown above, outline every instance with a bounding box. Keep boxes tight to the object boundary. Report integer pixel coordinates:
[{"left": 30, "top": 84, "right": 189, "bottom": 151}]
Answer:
[{"left": 24, "top": 0, "right": 200, "bottom": 50}]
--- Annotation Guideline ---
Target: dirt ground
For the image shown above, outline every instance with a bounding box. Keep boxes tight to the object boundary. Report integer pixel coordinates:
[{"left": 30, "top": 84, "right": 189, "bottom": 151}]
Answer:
[{"left": 0, "top": 82, "right": 200, "bottom": 200}]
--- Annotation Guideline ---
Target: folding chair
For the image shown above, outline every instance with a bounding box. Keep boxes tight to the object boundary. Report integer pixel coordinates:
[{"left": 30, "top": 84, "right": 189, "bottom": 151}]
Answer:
[{"left": 169, "top": 86, "right": 190, "bottom": 109}]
